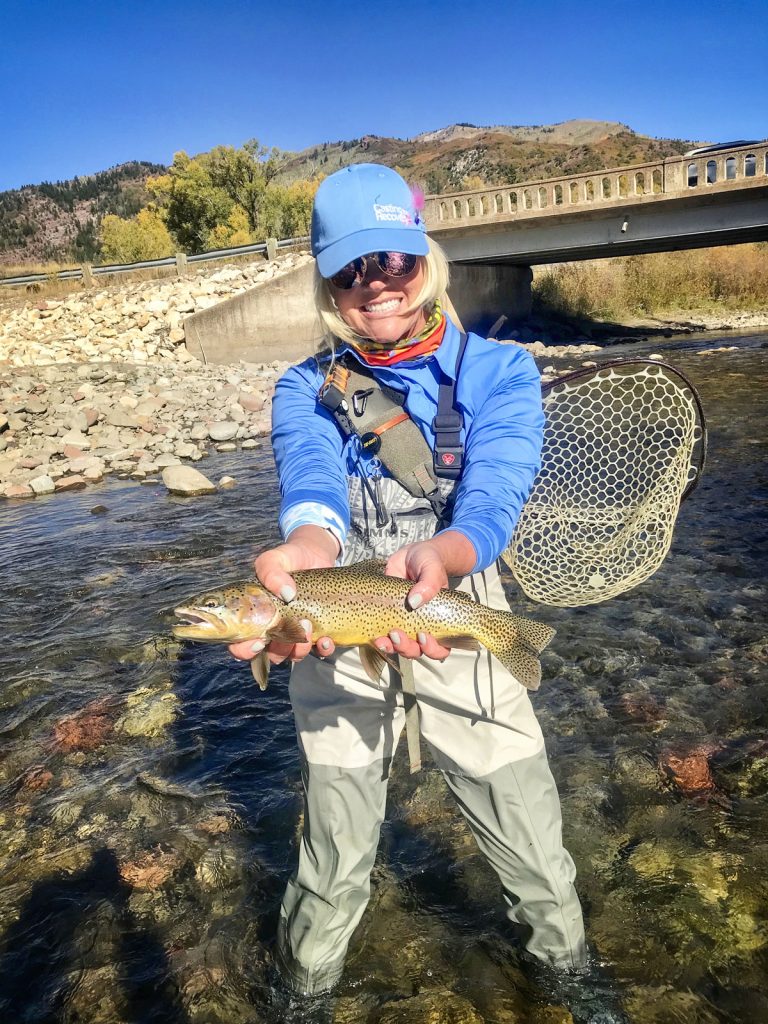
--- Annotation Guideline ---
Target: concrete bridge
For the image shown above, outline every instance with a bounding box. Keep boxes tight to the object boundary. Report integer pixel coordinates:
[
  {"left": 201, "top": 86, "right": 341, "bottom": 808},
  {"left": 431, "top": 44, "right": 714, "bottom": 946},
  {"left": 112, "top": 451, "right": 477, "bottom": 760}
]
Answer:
[
  {"left": 185, "top": 142, "right": 768, "bottom": 362},
  {"left": 423, "top": 141, "right": 768, "bottom": 265}
]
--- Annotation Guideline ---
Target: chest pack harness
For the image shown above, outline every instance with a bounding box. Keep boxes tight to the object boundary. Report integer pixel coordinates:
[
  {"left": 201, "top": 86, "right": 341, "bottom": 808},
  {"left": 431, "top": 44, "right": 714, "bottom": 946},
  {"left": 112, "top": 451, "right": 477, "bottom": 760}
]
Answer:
[{"left": 318, "top": 333, "right": 469, "bottom": 530}]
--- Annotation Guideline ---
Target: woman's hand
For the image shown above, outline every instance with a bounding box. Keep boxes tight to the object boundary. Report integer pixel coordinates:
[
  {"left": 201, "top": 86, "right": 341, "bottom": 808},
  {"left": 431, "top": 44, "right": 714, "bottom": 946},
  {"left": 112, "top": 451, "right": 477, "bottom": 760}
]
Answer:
[
  {"left": 228, "top": 526, "right": 339, "bottom": 668},
  {"left": 374, "top": 532, "right": 477, "bottom": 662}
]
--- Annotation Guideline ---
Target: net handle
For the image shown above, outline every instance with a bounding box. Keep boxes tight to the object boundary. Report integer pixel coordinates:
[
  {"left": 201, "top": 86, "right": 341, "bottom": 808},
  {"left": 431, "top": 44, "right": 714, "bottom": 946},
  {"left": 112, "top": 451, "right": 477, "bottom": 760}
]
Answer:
[{"left": 540, "top": 357, "right": 708, "bottom": 502}]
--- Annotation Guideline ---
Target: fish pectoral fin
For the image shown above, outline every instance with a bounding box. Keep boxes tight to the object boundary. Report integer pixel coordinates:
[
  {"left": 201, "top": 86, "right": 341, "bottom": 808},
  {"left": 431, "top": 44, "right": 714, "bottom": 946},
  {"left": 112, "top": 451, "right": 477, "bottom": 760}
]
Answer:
[
  {"left": 442, "top": 634, "right": 481, "bottom": 652},
  {"left": 359, "top": 644, "right": 401, "bottom": 683},
  {"left": 250, "top": 652, "right": 271, "bottom": 691},
  {"left": 267, "top": 617, "right": 310, "bottom": 645}
]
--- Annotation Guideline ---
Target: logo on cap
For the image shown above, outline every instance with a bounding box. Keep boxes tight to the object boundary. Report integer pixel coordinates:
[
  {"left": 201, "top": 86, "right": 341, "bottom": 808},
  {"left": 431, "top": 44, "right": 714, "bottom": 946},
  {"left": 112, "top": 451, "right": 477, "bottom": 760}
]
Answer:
[{"left": 373, "top": 203, "right": 413, "bottom": 225}]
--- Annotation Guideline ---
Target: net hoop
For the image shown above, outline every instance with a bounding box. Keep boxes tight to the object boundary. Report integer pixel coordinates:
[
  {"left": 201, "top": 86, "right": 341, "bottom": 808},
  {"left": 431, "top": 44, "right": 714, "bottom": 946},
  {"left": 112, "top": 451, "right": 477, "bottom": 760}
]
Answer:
[{"left": 503, "top": 359, "right": 707, "bottom": 607}]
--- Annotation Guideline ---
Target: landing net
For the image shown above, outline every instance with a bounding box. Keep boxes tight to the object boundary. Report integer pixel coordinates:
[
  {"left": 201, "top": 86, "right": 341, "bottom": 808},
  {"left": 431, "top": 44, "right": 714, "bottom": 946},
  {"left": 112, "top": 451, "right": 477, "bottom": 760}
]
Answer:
[{"left": 503, "top": 359, "right": 706, "bottom": 607}]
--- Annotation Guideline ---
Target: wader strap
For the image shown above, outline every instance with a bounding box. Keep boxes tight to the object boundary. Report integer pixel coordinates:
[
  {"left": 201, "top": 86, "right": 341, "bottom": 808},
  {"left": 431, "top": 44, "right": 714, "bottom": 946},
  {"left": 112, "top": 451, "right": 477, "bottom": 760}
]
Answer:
[
  {"left": 433, "top": 331, "right": 469, "bottom": 480},
  {"left": 398, "top": 656, "right": 422, "bottom": 774}
]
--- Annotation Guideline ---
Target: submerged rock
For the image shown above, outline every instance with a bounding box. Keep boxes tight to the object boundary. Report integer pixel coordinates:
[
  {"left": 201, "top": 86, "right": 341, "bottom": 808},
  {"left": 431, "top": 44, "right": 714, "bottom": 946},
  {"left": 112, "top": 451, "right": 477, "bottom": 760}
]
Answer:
[
  {"left": 115, "top": 688, "right": 179, "bottom": 738},
  {"left": 659, "top": 742, "right": 722, "bottom": 798},
  {"left": 51, "top": 697, "right": 120, "bottom": 753},
  {"left": 376, "top": 989, "right": 485, "bottom": 1024},
  {"left": 161, "top": 465, "right": 217, "bottom": 496},
  {"left": 119, "top": 845, "right": 184, "bottom": 890}
]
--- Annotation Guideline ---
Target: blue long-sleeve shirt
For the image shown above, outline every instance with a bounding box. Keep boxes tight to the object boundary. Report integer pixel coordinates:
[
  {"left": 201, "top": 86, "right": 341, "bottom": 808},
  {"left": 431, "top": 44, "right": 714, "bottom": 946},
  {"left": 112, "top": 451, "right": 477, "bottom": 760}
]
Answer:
[{"left": 271, "top": 319, "right": 544, "bottom": 573}]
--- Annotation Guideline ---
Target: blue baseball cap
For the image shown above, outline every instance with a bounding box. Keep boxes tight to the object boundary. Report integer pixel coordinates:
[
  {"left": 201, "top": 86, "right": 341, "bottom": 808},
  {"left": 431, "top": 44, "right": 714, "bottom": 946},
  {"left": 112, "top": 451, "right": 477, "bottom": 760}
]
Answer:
[{"left": 311, "top": 163, "right": 428, "bottom": 278}]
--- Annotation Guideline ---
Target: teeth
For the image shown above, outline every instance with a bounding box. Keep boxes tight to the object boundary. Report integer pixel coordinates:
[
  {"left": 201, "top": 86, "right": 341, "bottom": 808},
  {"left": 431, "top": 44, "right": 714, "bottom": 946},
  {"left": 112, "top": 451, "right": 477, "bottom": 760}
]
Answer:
[{"left": 364, "top": 299, "right": 400, "bottom": 313}]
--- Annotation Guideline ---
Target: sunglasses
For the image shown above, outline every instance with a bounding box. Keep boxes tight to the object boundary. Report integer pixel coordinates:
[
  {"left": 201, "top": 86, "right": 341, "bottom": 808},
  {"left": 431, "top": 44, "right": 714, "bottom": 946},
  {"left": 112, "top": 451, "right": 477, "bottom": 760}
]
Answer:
[{"left": 329, "top": 251, "right": 419, "bottom": 290}]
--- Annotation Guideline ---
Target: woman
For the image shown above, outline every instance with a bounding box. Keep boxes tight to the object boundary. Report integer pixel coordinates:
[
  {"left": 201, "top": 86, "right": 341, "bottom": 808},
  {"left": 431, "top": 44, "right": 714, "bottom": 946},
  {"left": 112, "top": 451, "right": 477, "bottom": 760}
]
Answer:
[{"left": 229, "top": 164, "right": 587, "bottom": 997}]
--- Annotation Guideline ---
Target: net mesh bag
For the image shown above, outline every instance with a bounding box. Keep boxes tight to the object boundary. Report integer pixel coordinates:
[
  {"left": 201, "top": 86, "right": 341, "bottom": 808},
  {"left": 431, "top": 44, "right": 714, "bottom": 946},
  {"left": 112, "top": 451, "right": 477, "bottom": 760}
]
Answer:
[{"left": 503, "top": 360, "right": 705, "bottom": 607}]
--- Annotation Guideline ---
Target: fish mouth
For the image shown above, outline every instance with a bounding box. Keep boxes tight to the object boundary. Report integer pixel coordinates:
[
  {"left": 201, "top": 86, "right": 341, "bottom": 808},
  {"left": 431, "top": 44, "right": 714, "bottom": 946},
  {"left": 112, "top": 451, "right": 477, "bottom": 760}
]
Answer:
[{"left": 173, "top": 606, "right": 227, "bottom": 639}]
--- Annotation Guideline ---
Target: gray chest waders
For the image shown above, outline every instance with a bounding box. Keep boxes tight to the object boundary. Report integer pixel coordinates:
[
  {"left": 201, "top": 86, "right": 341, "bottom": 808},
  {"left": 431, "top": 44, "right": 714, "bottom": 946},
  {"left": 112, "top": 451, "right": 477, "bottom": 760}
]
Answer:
[{"left": 318, "top": 335, "right": 469, "bottom": 771}]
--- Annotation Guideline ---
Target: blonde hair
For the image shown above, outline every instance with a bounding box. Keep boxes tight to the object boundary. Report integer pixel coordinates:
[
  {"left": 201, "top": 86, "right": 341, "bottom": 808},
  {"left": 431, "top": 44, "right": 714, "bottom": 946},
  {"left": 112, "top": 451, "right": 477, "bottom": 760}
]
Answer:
[{"left": 313, "top": 236, "right": 450, "bottom": 347}]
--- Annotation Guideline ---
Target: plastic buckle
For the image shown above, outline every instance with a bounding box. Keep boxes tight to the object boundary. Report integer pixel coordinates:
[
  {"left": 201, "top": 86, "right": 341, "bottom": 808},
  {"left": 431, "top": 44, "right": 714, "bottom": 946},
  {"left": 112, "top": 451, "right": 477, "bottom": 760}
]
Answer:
[{"left": 434, "top": 446, "right": 463, "bottom": 479}]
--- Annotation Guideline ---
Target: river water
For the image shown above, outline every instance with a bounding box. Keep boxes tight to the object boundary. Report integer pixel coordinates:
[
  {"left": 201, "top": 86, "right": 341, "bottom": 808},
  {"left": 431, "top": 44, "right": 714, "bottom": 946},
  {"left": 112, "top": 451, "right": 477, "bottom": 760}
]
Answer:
[{"left": 0, "top": 331, "right": 766, "bottom": 1023}]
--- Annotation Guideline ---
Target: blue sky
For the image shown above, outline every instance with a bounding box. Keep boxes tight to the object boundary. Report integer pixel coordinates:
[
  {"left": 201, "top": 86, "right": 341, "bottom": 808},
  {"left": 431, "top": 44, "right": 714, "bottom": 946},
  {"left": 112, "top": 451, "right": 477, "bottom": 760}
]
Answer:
[{"left": 1, "top": 0, "right": 766, "bottom": 191}]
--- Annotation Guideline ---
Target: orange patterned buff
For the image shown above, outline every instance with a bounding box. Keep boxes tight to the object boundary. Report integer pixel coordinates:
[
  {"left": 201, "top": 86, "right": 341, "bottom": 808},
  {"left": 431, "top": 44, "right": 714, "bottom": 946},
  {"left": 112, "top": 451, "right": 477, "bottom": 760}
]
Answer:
[{"left": 351, "top": 303, "right": 446, "bottom": 367}]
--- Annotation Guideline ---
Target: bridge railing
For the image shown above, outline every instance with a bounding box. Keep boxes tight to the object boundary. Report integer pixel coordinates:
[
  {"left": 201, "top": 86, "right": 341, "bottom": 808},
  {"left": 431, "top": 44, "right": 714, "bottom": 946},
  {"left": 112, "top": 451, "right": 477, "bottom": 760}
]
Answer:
[{"left": 423, "top": 142, "right": 768, "bottom": 227}]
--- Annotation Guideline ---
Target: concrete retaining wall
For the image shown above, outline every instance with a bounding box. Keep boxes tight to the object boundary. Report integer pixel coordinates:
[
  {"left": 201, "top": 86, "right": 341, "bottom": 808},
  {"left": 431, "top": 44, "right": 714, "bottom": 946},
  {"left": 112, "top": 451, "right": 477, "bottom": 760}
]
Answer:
[{"left": 184, "top": 261, "right": 323, "bottom": 365}]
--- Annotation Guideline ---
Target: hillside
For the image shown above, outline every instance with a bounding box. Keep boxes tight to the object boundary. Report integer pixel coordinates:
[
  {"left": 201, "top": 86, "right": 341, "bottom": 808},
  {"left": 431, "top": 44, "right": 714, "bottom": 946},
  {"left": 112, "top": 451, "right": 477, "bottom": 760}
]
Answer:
[
  {"left": 0, "top": 121, "right": 692, "bottom": 265},
  {"left": 0, "top": 161, "right": 166, "bottom": 266}
]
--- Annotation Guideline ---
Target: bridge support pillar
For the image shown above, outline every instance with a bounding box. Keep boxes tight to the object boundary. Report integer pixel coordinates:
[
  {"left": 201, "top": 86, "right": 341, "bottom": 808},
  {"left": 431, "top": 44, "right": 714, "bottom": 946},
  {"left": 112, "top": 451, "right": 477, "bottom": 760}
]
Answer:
[{"left": 447, "top": 263, "right": 532, "bottom": 336}]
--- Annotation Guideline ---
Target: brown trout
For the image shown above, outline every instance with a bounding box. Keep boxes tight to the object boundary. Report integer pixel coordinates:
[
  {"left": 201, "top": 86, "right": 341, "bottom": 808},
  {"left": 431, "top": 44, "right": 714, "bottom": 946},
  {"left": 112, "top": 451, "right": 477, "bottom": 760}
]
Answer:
[{"left": 173, "top": 560, "right": 555, "bottom": 691}]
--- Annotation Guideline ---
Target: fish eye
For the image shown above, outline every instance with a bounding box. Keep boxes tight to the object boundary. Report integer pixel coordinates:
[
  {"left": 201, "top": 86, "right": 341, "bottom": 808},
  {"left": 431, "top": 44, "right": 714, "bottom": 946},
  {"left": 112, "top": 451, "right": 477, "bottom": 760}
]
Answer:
[{"left": 201, "top": 595, "right": 221, "bottom": 608}]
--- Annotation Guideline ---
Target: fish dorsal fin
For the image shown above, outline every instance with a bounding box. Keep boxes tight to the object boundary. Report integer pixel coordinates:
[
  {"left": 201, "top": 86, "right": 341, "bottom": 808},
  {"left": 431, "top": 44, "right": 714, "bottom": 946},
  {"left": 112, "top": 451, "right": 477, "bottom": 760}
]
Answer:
[
  {"left": 250, "top": 652, "right": 270, "bottom": 691},
  {"left": 267, "top": 617, "right": 310, "bottom": 645}
]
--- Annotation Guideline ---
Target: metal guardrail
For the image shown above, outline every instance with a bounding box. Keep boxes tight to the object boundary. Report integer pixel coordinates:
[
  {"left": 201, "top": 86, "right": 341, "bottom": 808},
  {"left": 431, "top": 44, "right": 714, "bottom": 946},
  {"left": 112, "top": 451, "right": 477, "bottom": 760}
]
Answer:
[{"left": 0, "top": 235, "right": 311, "bottom": 288}]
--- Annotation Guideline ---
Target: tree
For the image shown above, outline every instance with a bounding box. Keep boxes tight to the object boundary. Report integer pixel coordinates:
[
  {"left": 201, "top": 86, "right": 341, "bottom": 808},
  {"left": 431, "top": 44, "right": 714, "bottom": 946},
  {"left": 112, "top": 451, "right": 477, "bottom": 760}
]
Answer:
[
  {"left": 462, "top": 174, "right": 487, "bottom": 192},
  {"left": 205, "top": 206, "right": 252, "bottom": 250},
  {"left": 100, "top": 208, "right": 174, "bottom": 263},
  {"left": 258, "top": 177, "right": 322, "bottom": 239},
  {"left": 148, "top": 140, "right": 284, "bottom": 253},
  {"left": 148, "top": 152, "right": 232, "bottom": 252}
]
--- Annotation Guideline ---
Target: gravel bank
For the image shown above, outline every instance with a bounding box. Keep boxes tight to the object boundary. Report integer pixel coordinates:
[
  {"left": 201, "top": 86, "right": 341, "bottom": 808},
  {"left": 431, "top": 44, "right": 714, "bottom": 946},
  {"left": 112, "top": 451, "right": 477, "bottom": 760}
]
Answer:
[{"left": 0, "top": 253, "right": 313, "bottom": 498}]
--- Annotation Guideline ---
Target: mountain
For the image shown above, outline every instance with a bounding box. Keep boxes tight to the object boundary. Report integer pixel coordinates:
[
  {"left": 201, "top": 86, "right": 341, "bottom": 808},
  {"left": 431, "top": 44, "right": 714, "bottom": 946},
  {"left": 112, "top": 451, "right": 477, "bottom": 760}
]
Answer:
[
  {"left": 0, "top": 121, "right": 692, "bottom": 266},
  {"left": 0, "top": 161, "right": 166, "bottom": 266},
  {"left": 272, "top": 120, "right": 691, "bottom": 194}
]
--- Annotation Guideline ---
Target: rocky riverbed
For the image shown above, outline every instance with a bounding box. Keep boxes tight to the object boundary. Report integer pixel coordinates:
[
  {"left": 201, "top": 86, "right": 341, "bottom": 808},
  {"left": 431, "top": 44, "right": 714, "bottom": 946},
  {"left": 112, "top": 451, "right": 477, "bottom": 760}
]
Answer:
[{"left": 0, "top": 253, "right": 314, "bottom": 498}]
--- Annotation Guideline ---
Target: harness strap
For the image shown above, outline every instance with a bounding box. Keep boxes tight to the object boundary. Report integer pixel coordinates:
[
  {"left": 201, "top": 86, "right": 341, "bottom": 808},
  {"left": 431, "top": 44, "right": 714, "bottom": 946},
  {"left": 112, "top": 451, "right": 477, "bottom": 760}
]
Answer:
[{"left": 433, "top": 331, "right": 469, "bottom": 480}]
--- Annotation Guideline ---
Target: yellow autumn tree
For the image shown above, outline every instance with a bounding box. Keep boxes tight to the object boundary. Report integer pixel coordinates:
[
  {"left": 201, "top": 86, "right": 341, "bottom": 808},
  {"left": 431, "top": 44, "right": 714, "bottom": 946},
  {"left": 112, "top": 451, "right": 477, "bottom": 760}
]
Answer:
[
  {"left": 100, "top": 209, "right": 175, "bottom": 263},
  {"left": 205, "top": 207, "right": 253, "bottom": 250},
  {"left": 257, "top": 177, "right": 323, "bottom": 239},
  {"left": 462, "top": 174, "right": 487, "bottom": 191}
]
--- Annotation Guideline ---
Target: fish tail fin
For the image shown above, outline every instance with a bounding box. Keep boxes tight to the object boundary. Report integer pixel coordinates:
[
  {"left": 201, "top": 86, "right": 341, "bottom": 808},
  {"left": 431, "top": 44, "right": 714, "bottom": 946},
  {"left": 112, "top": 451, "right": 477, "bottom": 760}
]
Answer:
[
  {"left": 491, "top": 646, "right": 544, "bottom": 691},
  {"left": 480, "top": 610, "right": 556, "bottom": 691}
]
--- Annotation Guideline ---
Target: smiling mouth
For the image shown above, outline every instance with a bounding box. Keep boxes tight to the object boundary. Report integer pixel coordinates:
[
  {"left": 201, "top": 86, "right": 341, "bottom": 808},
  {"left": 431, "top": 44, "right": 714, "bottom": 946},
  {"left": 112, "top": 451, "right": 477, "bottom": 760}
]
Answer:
[{"left": 363, "top": 298, "right": 401, "bottom": 314}]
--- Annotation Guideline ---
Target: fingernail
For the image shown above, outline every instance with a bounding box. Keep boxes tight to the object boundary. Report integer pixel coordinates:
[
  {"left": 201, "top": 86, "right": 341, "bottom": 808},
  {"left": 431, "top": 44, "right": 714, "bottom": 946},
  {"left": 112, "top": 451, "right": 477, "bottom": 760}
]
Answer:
[
  {"left": 389, "top": 631, "right": 400, "bottom": 646},
  {"left": 280, "top": 585, "right": 296, "bottom": 603},
  {"left": 377, "top": 644, "right": 388, "bottom": 654},
  {"left": 408, "top": 593, "right": 423, "bottom": 610},
  {"left": 319, "top": 638, "right": 331, "bottom": 651},
  {"left": 417, "top": 632, "right": 427, "bottom": 646},
  {"left": 300, "top": 619, "right": 312, "bottom": 638},
  {"left": 251, "top": 640, "right": 265, "bottom": 654}
]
